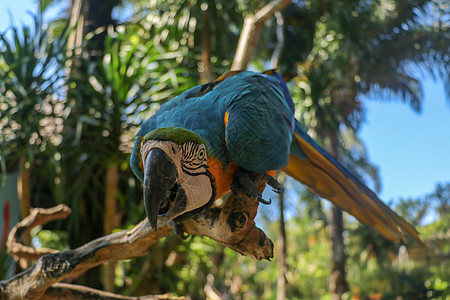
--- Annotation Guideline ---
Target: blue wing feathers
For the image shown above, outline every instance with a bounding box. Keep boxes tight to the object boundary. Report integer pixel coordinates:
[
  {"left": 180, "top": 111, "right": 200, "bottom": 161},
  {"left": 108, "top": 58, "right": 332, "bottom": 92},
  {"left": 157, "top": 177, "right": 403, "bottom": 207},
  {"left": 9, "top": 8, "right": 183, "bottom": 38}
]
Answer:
[
  {"left": 132, "top": 71, "right": 295, "bottom": 176},
  {"left": 224, "top": 73, "right": 293, "bottom": 172}
]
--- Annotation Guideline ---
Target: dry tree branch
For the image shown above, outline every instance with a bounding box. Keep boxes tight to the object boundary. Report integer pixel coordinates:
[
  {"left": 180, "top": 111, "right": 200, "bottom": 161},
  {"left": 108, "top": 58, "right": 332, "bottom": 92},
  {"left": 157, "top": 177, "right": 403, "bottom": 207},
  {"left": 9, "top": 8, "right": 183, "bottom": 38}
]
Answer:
[
  {"left": 6, "top": 204, "right": 72, "bottom": 261},
  {"left": 231, "top": 0, "right": 292, "bottom": 70},
  {"left": 1, "top": 218, "right": 174, "bottom": 299},
  {"left": 0, "top": 177, "right": 273, "bottom": 299}
]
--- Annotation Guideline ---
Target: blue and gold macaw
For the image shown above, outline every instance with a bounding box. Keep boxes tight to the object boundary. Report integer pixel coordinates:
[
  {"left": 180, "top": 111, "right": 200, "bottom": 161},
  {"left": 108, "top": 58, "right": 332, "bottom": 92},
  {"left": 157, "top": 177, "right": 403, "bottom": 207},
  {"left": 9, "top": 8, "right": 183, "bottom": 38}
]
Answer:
[{"left": 131, "top": 70, "right": 421, "bottom": 244}]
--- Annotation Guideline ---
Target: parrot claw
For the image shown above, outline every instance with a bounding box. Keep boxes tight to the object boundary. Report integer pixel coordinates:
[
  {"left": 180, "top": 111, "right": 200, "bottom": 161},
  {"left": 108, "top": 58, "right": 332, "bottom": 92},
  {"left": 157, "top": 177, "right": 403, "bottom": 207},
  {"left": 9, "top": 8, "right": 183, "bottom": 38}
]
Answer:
[
  {"left": 172, "top": 221, "right": 190, "bottom": 240},
  {"left": 258, "top": 196, "right": 272, "bottom": 205},
  {"left": 230, "top": 168, "right": 277, "bottom": 205},
  {"left": 261, "top": 173, "right": 283, "bottom": 194}
]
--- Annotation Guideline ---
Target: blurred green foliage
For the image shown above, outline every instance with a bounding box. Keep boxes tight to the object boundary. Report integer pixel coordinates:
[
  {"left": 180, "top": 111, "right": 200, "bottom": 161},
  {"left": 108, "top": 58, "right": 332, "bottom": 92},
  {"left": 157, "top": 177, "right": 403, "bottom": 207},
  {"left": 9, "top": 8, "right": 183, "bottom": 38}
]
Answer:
[{"left": 32, "top": 229, "right": 69, "bottom": 251}]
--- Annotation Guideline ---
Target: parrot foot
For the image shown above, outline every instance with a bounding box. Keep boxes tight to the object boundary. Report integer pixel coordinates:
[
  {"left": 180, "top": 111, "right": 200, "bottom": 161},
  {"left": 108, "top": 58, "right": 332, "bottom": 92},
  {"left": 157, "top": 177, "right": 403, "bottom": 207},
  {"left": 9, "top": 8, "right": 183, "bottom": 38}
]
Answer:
[
  {"left": 172, "top": 221, "right": 190, "bottom": 240},
  {"left": 230, "top": 169, "right": 281, "bottom": 205}
]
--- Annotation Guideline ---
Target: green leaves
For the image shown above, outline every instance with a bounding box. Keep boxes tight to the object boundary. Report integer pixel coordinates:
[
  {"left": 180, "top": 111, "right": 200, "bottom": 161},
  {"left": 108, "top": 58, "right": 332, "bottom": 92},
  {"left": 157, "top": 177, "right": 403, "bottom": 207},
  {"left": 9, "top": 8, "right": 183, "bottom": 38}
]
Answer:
[
  {"left": 131, "top": 0, "right": 245, "bottom": 77},
  {"left": 0, "top": 13, "right": 70, "bottom": 167},
  {"left": 65, "top": 21, "right": 198, "bottom": 154}
]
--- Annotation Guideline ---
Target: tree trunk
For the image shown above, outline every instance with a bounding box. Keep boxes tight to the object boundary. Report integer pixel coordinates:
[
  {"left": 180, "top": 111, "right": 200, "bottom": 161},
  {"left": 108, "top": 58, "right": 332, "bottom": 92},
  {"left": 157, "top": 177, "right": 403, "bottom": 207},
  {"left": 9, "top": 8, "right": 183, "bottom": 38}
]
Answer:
[
  {"left": 17, "top": 157, "right": 31, "bottom": 221},
  {"left": 276, "top": 175, "right": 287, "bottom": 300},
  {"left": 65, "top": 0, "right": 84, "bottom": 72},
  {"left": 328, "top": 132, "right": 348, "bottom": 300},
  {"left": 101, "top": 163, "right": 120, "bottom": 292},
  {"left": 329, "top": 205, "right": 348, "bottom": 299},
  {"left": 272, "top": 10, "right": 287, "bottom": 299}
]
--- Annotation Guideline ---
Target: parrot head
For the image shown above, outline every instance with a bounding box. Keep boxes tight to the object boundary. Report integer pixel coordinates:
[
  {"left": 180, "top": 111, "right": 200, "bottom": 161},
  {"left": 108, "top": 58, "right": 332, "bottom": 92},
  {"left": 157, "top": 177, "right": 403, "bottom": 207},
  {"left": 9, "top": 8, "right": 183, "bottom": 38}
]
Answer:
[{"left": 137, "top": 127, "right": 216, "bottom": 231}]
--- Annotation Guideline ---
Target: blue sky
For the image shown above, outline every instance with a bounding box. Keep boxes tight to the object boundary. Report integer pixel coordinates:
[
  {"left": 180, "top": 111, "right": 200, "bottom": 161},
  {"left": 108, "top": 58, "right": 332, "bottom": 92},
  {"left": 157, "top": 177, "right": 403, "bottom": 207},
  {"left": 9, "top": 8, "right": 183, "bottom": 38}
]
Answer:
[
  {"left": 360, "top": 80, "right": 449, "bottom": 201},
  {"left": 1, "top": 0, "right": 449, "bottom": 204}
]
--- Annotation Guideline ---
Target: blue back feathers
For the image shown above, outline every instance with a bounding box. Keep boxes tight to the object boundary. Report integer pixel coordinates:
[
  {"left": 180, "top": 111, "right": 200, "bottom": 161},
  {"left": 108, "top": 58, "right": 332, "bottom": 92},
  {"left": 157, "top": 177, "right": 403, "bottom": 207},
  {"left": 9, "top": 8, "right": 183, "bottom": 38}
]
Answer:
[{"left": 131, "top": 71, "right": 295, "bottom": 179}]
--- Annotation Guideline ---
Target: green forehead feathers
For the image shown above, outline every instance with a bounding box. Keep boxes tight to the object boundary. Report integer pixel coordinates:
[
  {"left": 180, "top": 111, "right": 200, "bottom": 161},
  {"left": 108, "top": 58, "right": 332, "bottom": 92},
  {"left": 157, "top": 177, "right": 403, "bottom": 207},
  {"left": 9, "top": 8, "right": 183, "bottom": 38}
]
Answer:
[{"left": 143, "top": 127, "right": 206, "bottom": 146}]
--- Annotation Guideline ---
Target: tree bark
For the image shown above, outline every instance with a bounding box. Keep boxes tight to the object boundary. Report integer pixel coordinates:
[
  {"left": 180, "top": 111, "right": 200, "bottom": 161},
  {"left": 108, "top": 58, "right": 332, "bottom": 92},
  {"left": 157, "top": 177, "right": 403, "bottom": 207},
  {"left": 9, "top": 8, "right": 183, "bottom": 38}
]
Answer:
[
  {"left": 42, "top": 283, "right": 181, "bottom": 300},
  {"left": 2, "top": 218, "right": 173, "bottom": 299},
  {"left": 66, "top": 0, "right": 84, "bottom": 72},
  {"left": 329, "top": 205, "right": 348, "bottom": 300},
  {"left": 16, "top": 156, "right": 32, "bottom": 269},
  {"left": 6, "top": 205, "right": 71, "bottom": 261},
  {"left": 231, "top": 0, "right": 292, "bottom": 70}
]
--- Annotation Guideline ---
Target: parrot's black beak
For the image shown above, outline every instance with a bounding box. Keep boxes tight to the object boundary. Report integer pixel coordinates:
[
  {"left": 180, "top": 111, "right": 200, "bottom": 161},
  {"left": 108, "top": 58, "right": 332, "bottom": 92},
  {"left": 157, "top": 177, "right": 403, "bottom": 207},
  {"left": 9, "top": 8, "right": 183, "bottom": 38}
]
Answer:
[{"left": 143, "top": 148, "right": 179, "bottom": 231}]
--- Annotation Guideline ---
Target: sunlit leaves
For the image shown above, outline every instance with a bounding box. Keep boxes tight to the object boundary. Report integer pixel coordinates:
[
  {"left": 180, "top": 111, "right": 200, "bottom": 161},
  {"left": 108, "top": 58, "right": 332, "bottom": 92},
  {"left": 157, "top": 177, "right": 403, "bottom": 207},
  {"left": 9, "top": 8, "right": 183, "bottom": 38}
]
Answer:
[
  {"left": 128, "top": 0, "right": 245, "bottom": 76},
  {"left": 0, "top": 13, "right": 69, "bottom": 167}
]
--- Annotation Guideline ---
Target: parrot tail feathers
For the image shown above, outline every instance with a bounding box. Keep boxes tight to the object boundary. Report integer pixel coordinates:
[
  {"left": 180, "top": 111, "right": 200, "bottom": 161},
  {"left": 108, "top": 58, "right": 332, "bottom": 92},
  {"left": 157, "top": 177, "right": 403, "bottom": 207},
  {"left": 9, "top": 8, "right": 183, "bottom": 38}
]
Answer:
[{"left": 283, "top": 123, "right": 423, "bottom": 245}]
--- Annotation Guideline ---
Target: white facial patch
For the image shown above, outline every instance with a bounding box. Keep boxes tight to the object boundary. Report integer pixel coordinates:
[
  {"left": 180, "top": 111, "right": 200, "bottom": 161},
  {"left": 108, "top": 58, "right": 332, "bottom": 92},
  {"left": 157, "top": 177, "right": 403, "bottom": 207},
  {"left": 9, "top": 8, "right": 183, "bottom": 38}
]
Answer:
[
  {"left": 178, "top": 172, "right": 213, "bottom": 212},
  {"left": 141, "top": 139, "right": 212, "bottom": 218}
]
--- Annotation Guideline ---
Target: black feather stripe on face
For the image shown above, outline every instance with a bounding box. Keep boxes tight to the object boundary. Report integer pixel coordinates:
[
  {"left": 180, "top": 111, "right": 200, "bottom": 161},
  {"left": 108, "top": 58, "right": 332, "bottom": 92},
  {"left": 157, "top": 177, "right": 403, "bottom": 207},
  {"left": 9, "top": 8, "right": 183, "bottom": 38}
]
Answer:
[
  {"left": 182, "top": 142, "right": 199, "bottom": 159},
  {"left": 180, "top": 141, "right": 207, "bottom": 175}
]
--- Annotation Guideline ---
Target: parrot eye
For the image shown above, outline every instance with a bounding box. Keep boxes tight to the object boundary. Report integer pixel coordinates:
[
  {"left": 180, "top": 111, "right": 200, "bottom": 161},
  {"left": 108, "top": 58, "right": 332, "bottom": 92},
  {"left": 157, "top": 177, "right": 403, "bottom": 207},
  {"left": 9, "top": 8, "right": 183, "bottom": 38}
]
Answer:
[{"left": 198, "top": 148, "right": 205, "bottom": 160}]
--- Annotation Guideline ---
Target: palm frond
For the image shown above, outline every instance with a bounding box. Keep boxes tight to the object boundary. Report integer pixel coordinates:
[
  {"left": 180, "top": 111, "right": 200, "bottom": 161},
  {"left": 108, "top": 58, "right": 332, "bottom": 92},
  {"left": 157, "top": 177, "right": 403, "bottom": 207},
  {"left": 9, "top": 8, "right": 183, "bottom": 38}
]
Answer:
[{"left": 364, "top": 71, "right": 423, "bottom": 112}]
